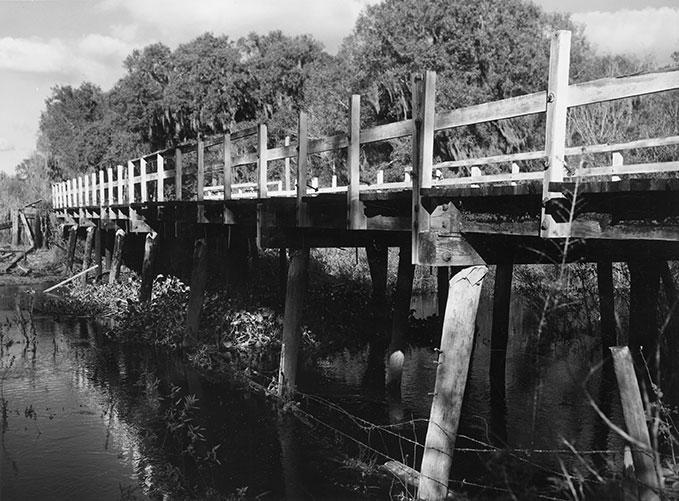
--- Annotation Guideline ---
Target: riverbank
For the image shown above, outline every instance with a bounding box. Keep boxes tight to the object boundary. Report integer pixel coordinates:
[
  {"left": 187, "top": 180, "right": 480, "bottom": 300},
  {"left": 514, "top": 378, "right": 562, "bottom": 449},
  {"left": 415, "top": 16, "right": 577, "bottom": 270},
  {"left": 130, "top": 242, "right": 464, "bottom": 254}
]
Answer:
[{"left": 0, "top": 247, "right": 64, "bottom": 286}]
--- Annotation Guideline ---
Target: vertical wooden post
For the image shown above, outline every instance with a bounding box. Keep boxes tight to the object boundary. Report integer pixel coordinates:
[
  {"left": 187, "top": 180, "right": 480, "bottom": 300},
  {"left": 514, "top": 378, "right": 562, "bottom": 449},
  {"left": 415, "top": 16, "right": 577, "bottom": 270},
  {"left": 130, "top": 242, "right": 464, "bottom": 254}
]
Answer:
[
  {"left": 185, "top": 238, "right": 209, "bottom": 346},
  {"left": 386, "top": 245, "right": 415, "bottom": 392},
  {"left": 197, "top": 139, "right": 204, "bottom": 202},
  {"left": 628, "top": 261, "right": 661, "bottom": 369},
  {"left": 597, "top": 261, "right": 617, "bottom": 350},
  {"left": 278, "top": 247, "right": 310, "bottom": 396},
  {"left": 257, "top": 124, "right": 268, "bottom": 198},
  {"left": 437, "top": 267, "right": 449, "bottom": 317},
  {"left": 284, "top": 136, "right": 291, "bottom": 192},
  {"left": 490, "top": 262, "right": 513, "bottom": 444},
  {"left": 611, "top": 346, "right": 661, "bottom": 501},
  {"left": 418, "top": 265, "right": 488, "bottom": 501},
  {"left": 366, "top": 241, "right": 388, "bottom": 313},
  {"left": 347, "top": 94, "right": 362, "bottom": 229},
  {"left": 175, "top": 147, "right": 183, "bottom": 201},
  {"left": 66, "top": 224, "right": 78, "bottom": 274},
  {"left": 127, "top": 161, "right": 135, "bottom": 204},
  {"left": 411, "top": 71, "right": 436, "bottom": 262},
  {"left": 99, "top": 170, "right": 105, "bottom": 206},
  {"left": 117, "top": 164, "right": 125, "bottom": 204},
  {"left": 541, "top": 30, "right": 571, "bottom": 238},
  {"left": 138, "top": 231, "right": 158, "bottom": 302},
  {"left": 107, "top": 167, "right": 114, "bottom": 206},
  {"left": 140, "top": 158, "right": 148, "bottom": 202},
  {"left": 91, "top": 172, "right": 97, "bottom": 205},
  {"left": 156, "top": 154, "right": 164, "bottom": 202},
  {"left": 296, "top": 112, "right": 309, "bottom": 226},
  {"left": 84, "top": 174, "right": 90, "bottom": 206},
  {"left": 80, "top": 226, "right": 95, "bottom": 286},
  {"left": 223, "top": 134, "right": 232, "bottom": 200},
  {"left": 108, "top": 229, "right": 125, "bottom": 285},
  {"left": 77, "top": 177, "right": 83, "bottom": 207},
  {"left": 10, "top": 208, "right": 19, "bottom": 246},
  {"left": 279, "top": 247, "right": 288, "bottom": 305}
]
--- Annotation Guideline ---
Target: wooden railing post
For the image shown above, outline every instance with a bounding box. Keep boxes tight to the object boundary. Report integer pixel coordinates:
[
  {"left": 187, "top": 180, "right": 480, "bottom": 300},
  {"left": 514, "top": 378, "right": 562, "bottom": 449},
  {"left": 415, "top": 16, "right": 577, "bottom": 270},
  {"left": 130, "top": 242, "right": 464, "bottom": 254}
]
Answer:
[
  {"left": 90, "top": 172, "right": 97, "bottom": 206},
  {"left": 140, "top": 158, "right": 148, "bottom": 202},
  {"left": 77, "top": 177, "right": 83, "bottom": 207},
  {"left": 107, "top": 167, "right": 114, "bottom": 206},
  {"left": 127, "top": 161, "right": 135, "bottom": 204},
  {"left": 411, "top": 71, "right": 436, "bottom": 263},
  {"left": 541, "top": 30, "right": 571, "bottom": 238},
  {"left": 347, "top": 94, "right": 363, "bottom": 229},
  {"left": 84, "top": 175, "right": 90, "bottom": 206},
  {"left": 257, "top": 124, "right": 268, "bottom": 198},
  {"left": 99, "top": 170, "right": 105, "bottom": 207},
  {"left": 296, "top": 112, "right": 309, "bottom": 226},
  {"left": 284, "top": 136, "right": 291, "bottom": 191},
  {"left": 223, "top": 134, "right": 232, "bottom": 200},
  {"left": 197, "top": 139, "right": 204, "bottom": 202},
  {"left": 175, "top": 147, "right": 183, "bottom": 201},
  {"left": 156, "top": 154, "right": 164, "bottom": 202}
]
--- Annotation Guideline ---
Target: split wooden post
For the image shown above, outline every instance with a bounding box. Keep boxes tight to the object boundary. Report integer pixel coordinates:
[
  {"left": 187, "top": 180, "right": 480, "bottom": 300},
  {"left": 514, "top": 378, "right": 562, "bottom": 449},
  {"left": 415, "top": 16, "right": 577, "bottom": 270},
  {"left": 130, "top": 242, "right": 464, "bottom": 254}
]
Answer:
[
  {"left": 597, "top": 261, "right": 617, "bottom": 350},
  {"left": 66, "top": 224, "right": 78, "bottom": 273},
  {"left": 347, "top": 94, "right": 362, "bottom": 229},
  {"left": 296, "top": 112, "right": 309, "bottom": 226},
  {"left": 257, "top": 124, "right": 268, "bottom": 198},
  {"left": 386, "top": 245, "right": 415, "bottom": 392},
  {"left": 411, "top": 72, "right": 436, "bottom": 262},
  {"left": 418, "top": 265, "right": 488, "bottom": 501},
  {"left": 223, "top": 134, "right": 232, "bottom": 200},
  {"left": 175, "top": 147, "right": 183, "bottom": 201},
  {"left": 80, "top": 226, "right": 95, "bottom": 286},
  {"left": 610, "top": 346, "right": 661, "bottom": 501},
  {"left": 184, "top": 238, "right": 209, "bottom": 346},
  {"left": 138, "top": 231, "right": 159, "bottom": 303},
  {"left": 108, "top": 229, "right": 126, "bottom": 285},
  {"left": 490, "top": 262, "right": 513, "bottom": 444},
  {"left": 278, "top": 247, "right": 310, "bottom": 397},
  {"left": 541, "top": 30, "right": 571, "bottom": 238}
]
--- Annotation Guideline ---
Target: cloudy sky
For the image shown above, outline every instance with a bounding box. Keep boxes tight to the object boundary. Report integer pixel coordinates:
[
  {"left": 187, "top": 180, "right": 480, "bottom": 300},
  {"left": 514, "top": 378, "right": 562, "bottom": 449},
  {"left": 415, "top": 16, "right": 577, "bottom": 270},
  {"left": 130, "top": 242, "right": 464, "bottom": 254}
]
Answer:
[{"left": 1, "top": 0, "right": 678, "bottom": 175}]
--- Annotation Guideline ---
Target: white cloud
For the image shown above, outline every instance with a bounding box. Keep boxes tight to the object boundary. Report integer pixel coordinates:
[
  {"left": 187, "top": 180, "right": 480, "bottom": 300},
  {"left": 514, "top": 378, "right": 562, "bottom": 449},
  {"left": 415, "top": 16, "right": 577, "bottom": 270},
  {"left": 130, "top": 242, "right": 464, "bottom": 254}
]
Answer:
[
  {"left": 102, "top": 0, "right": 380, "bottom": 52},
  {"left": 0, "top": 138, "right": 14, "bottom": 152},
  {"left": 573, "top": 7, "right": 679, "bottom": 65},
  {"left": 0, "top": 34, "right": 138, "bottom": 88}
]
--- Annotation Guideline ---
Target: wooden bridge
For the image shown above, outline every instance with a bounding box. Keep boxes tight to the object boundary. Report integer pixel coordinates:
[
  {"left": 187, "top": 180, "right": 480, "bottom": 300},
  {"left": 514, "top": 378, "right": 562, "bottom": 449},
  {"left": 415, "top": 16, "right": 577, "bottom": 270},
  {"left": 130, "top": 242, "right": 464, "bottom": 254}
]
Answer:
[{"left": 49, "top": 31, "right": 679, "bottom": 499}]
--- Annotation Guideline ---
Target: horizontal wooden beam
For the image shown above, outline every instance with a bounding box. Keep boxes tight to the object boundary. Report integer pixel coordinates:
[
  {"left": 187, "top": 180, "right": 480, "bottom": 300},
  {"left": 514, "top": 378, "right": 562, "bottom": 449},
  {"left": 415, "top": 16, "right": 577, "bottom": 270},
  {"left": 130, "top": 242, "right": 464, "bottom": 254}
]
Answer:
[{"left": 569, "top": 70, "right": 679, "bottom": 108}]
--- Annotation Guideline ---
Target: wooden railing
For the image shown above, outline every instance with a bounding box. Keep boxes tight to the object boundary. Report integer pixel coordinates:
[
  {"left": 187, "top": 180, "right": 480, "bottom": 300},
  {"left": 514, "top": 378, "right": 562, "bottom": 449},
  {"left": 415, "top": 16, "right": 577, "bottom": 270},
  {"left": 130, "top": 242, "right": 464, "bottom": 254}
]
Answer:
[{"left": 52, "top": 30, "right": 679, "bottom": 236}]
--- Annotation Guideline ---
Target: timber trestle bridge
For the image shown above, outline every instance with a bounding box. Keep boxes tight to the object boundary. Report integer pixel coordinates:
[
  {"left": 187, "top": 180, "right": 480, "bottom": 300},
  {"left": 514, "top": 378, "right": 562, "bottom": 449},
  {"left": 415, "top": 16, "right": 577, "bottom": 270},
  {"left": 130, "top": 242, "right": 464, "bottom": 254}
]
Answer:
[{"left": 49, "top": 31, "right": 679, "bottom": 498}]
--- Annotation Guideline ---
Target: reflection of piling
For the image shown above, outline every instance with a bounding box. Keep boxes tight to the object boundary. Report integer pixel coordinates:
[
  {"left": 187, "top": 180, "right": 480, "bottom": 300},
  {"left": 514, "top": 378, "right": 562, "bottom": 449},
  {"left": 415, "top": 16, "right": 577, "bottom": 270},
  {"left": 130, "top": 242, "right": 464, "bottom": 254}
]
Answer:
[
  {"left": 418, "top": 265, "right": 487, "bottom": 501},
  {"left": 490, "top": 262, "right": 513, "bottom": 445},
  {"left": 278, "top": 247, "right": 310, "bottom": 397},
  {"left": 386, "top": 245, "right": 414, "bottom": 394}
]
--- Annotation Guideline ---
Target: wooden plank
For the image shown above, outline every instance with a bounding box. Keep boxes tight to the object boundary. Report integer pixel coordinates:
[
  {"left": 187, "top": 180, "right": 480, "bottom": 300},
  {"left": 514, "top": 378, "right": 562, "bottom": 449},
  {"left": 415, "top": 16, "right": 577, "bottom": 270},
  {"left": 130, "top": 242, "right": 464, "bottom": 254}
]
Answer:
[
  {"left": 360, "top": 119, "right": 412, "bottom": 144},
  {"left": 223, "top": 133, "right": 232, "bottom": 200},
  {"left": 10, "top": 209, "right": 19, "bottom": 246},
  {"left": 106, "top": 167, "right": 114, "bottom": 206},
  {"left": 309, "top": 133, "right": 348, "bottom": 154},
  {"left": 541, "top": 30, "right": 571, "bottom": 238},
  {"left": 19, "top": 211, "right": 35, "bottom": 249},
  {"left": 197, "top": 138, "right": 204, "bottom": 202},
  {"left": 258, "top": 124, "right": 268, "bottom": 198},
  {"left": 232, "top": 151, "right": 259, "bottom": 167},
  {"left": 230, "top": 125, "right": 258, "bottom": 141},
  {"left": 156, "top": 155, "right": 164, "bottom": 202},
  {"left": 565, "top": 136, "right": 679, "bottom": 158},
  {"left": 284, "top": 136, "right": 291, "bottom": 191},
  {"left": 435, "top": 150, "right": 545, "bottom": 170},
  {"left": 116, "top": 164, "right": 124, "bottom": 204},
  {"left": 610, "top": 346, "right": 660, "bottom": 501},
  {"left": 296, "top": 111, "right": 309, "bottom": 226},
  {"left": 348, "top": 95, "right": 362, "bottom": 230},
  {"left": 43, "top": 265, "right": 98, "bottom": 292},
  {"left": 77, "top": 177, "right": 84, "bottom": 207},
  {"left": 98, "top": 170, "right": 105, "bottom": 206},
  {"left": 175, "top": 147, "right": 183, "bottom": 201},
  {"left": 435, "top": 91, "right": 547, "bottom": 131},
  {"left": 84, "top": 174, "right": 90, "bottom": 206},
  {"left": 572, "top": 161, "right": 679, "bottom": 179},
  {"left": 435, "top": 170, "right": 543, "bottom": 187},
  {"left": 90, "top": 172, "right": 97, "bottom": 206},
  {"left": 418, "top": 266, "right": 488, "bottom": 500},
  {"left": 127, "top": 161, "right": 135, "bottom": 204},
  {"left": 570, "top": 70, "right": 679, "bottom": 108},
  {"left": 267, "top": 143, "right": 296, "bottom": 162}
]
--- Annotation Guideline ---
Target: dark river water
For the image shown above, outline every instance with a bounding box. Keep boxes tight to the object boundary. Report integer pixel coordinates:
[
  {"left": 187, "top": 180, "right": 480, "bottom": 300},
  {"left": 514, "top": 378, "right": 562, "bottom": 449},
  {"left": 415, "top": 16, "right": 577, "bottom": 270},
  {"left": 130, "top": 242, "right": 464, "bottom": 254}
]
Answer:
[{"left": 0, "top": 283, "right": 623, "bottom": 500}]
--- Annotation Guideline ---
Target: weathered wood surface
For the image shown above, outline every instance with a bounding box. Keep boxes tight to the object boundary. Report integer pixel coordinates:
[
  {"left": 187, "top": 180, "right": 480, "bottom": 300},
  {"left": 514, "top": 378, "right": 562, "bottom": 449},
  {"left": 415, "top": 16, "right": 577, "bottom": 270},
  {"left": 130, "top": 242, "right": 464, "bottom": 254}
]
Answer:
[
  {"left": 610, "top": 346, "right": 661, "bottom": 501},
  {"left": 108, "top": 229, "right": 125, "bottom": 284},
  {"left": 185, "top": 238, "right": 209, "bottom": 346},
  {"left": 418, "top": 265, "right": 487, "bottom": 501},
  {"left": 139, "top": 231, "right": 158, "bottom": 302}
]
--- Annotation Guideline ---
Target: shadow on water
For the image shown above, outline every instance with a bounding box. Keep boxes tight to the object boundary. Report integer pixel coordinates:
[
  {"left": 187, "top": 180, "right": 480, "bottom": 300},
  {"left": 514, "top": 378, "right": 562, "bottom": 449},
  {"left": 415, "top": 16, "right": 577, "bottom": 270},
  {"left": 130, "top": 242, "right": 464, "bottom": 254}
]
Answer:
[{"left": 0, "top": 283, "right": 629, "bottom": 499}]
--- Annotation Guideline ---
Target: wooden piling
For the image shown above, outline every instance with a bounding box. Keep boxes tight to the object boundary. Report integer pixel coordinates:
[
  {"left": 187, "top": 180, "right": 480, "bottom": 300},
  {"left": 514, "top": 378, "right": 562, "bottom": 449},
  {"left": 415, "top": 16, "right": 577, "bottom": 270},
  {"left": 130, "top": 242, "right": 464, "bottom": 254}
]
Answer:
[
  {"left": 185, "top": 238, "right": 209, "bottom": 346},
  {"left": 366, "top": 241, "right": 388, "bottom": 313},
  {"left": 10, "top": 209, "right": 19, "bottom": 247},
  {"left": 108, "top": 229, "right": 125, "bottom": 284},
  {"left": 490, "top": 262, "right": 513, "bottom": 445},
  {"left": 611, "top": 346, "right": 660, "bottom": 501},
  {"left": 66, "top": 224, "right": 78, "bottom": 273},
  {"left": 80, "top": 226, "right": 95, "bottom": 286},
  {"left": 628, "top": 261, "right": 661, "bottom": 370},
  {"left": 437, "top": 267, "right": 449, "bottom": 317},
  {"left": 278, "top": 247, "right": 310, "bottom": 397},
  {"left": 139, "top": 231, "right": 159, "bottom": 302},
  {"left": 386, "top": 245, "right": 414, "bottom": 392},
  {"left": 597, "top": 261, "right": 617, "bottom": 349},
  {"left": 418, "top": 265, "right": 488, "bottom": 501},
  {"left": 93, "top": 226, "right": 102, "bottom": 281},
  {"left": 279, "top": 247, "right": 288, "bottom": 304}
]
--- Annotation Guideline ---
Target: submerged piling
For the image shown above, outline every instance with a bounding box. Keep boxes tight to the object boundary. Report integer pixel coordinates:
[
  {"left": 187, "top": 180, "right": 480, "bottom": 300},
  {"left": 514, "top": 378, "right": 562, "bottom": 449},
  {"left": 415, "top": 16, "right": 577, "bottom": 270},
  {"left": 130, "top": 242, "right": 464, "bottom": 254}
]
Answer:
[{"left": 386, "top": 245, "right": 414, "bottom": 393}]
